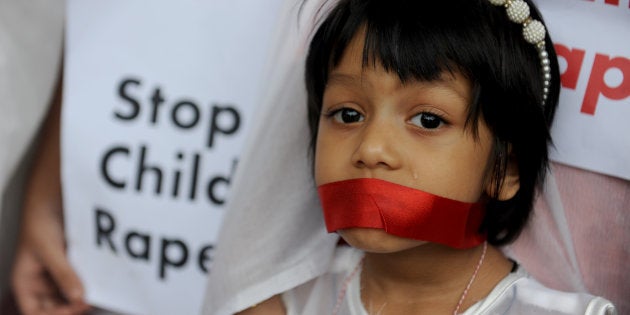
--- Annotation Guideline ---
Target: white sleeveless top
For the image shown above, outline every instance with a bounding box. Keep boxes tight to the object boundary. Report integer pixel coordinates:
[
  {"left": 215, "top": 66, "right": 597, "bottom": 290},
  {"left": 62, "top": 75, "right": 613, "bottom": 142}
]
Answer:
[{"left": 282, "top": 247, "right": 616, "bottom": 315}]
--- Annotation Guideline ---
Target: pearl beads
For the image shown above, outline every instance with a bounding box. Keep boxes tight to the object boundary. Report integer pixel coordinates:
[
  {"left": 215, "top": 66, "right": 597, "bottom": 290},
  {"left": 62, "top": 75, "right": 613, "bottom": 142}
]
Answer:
[
  {"left": 488, "top": 0, "right": 507, "bottom": 5},
  {"left": 523, "top": 20, "right": 546, "bottom": 44},
  {"left": 488, "top": 0, "right": 551, "bottom": 105},
  {"left": 507, "top": 0, "right": 530, "bottom": 23}
]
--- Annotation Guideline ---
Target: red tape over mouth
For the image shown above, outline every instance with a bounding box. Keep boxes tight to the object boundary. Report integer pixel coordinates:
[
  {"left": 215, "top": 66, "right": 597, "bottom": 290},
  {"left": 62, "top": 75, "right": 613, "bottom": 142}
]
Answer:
[{"left": 317, "top": 178, "right": 486, "bottom": 249}]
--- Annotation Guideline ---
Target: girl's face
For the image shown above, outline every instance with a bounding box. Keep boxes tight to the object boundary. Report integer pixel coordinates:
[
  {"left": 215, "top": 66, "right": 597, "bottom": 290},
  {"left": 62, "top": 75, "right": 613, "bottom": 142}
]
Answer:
[{"left": 314, "top": 33, "right": 496, "bottom": 253}]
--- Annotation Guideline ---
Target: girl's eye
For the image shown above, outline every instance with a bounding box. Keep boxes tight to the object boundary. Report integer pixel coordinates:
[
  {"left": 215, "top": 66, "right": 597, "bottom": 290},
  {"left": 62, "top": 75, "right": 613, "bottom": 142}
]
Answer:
[
  {"left": 331, "top": 108, "right": 364, "bottom": 124},
  {"left": 410, "top": 112, "right": 444, "bottom": 129}
]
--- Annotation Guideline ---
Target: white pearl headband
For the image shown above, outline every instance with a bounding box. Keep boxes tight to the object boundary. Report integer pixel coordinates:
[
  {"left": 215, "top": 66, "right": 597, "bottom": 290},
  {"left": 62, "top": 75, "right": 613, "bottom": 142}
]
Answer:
[{"left": 488, "top": 0, "right": 551, "bottom": 105}]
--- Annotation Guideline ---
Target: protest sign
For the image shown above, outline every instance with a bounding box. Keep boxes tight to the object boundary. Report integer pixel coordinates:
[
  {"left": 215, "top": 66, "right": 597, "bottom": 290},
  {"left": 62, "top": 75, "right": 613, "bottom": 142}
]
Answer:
[
  {"left": 62, "top": 1, "right": 284, "bottom": 313},
  {"left": 537, "top": 0, "right": 630, "bottom": 180}
]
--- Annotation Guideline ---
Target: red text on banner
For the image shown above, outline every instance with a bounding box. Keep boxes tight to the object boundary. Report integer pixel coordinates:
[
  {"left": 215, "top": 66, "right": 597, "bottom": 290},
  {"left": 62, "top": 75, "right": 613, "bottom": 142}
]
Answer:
[{"left": 555, "top": 43, "right": 630, "bottom": 115}]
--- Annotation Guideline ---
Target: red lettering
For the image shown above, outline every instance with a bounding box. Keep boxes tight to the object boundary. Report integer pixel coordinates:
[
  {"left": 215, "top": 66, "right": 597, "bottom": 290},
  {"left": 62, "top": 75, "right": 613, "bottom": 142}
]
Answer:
[
  {"left": 582, "top": 54, "right": 630, "bottom": 115},
  {"left": 555, "top": 44, "right": 586, "bottom": 90},
  {"left": 583, "top": 0, "right": 608, "bottom": 4},
  {"left": 583, "top": 0, "right": 628, "bottom": 7}
]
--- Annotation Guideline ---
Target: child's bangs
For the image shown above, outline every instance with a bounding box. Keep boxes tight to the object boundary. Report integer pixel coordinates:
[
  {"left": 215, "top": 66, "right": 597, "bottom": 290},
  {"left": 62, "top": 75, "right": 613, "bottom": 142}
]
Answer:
[{"left": 327, "top": 1, "right": 491, "bottom": 85}]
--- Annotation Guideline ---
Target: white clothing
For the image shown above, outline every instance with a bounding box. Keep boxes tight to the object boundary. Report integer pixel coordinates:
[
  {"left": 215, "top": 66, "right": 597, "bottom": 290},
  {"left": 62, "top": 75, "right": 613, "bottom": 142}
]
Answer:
[
  {"left": 0, "top": 0, "right": 65, "bottom": 297},
  {"left": 283, "top": 247, "right": 616, "bottom": 315}
]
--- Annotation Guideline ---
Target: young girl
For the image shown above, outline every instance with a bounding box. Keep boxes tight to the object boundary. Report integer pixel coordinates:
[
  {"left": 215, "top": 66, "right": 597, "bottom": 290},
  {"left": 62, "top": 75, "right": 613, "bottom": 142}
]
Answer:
[{"left": 204, "top": 0, "right": 617, "bottom": 314}]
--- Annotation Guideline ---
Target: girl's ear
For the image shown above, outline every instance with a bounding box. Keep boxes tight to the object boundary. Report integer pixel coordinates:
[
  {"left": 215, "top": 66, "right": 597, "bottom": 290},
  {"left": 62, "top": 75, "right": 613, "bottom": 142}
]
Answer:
[
  {"left": 485, "top": 149, "right": 520, "bottom": 201},
  {"left": 497, "top": 155, "right": 520, "bottom": 200}
]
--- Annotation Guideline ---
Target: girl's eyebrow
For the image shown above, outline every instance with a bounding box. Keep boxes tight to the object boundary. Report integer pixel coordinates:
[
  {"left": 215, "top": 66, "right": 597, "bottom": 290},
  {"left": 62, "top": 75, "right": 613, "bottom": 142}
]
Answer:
[
  {"left": 326, "top": 72, "right": 365, "bottom": 88},
  {"left": 327, "top": 71, "right": 469, "bottom": 102}
]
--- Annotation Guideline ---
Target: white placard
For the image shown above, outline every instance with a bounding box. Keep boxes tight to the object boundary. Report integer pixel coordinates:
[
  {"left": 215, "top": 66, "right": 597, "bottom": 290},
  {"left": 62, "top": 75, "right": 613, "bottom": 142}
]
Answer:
[
  {"left": 536, "top": 0, "right": 630, "bottom": 180},
  {"left": 62, "top": 1, "right": 284, "bottom": 314}
]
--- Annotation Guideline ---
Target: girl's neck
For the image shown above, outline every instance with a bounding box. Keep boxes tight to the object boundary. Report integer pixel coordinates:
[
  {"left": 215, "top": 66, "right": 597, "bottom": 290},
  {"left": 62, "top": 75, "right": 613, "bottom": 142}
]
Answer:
[{"left": 360, "top": 243, "right": 512, "bottom": 314}]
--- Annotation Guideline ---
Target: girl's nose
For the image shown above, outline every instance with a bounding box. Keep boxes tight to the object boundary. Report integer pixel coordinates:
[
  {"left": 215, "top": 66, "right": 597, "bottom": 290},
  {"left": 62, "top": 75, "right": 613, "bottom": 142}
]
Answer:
[{"left": 351, "top": 120, "right": 402, "bottom": 170}]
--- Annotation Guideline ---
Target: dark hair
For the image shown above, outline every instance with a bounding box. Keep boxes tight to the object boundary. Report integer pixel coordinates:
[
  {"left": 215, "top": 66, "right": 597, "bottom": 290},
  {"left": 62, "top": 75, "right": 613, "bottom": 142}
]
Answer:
[{"left": 304, "top": 0, "right": 561, "bottom": 245}]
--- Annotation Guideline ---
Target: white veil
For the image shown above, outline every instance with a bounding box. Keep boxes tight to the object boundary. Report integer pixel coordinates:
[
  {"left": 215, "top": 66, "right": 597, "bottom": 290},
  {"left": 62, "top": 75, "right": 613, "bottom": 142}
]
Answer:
[
  {"left": 508, "top": 163, "right": 629, "bottom": 314},
  {"left": 202, "top": 1, "right": 338, "bottom": 314}
]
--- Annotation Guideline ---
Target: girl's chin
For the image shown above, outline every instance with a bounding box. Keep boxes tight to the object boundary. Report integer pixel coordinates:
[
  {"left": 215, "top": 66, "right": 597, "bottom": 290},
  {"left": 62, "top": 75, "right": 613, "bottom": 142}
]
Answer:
[{"left": 338, "top": 228, "right": 427, "bottom": 253}]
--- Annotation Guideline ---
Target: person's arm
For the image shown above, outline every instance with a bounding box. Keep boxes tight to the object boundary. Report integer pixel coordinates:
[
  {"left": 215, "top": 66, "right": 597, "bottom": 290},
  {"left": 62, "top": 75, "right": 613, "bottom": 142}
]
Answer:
[
  {"left": 235, "top": 295, "right": 286, "bottom": 315},
  {"left": 11, "top": 81, "right": 90, "bottom": 315}
]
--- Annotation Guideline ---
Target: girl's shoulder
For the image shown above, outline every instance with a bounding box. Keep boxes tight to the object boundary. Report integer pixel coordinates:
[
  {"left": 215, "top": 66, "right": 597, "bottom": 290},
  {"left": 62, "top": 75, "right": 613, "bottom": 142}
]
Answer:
[{"left": 467, "top": 266, "right": 617, "bottom": 315}]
